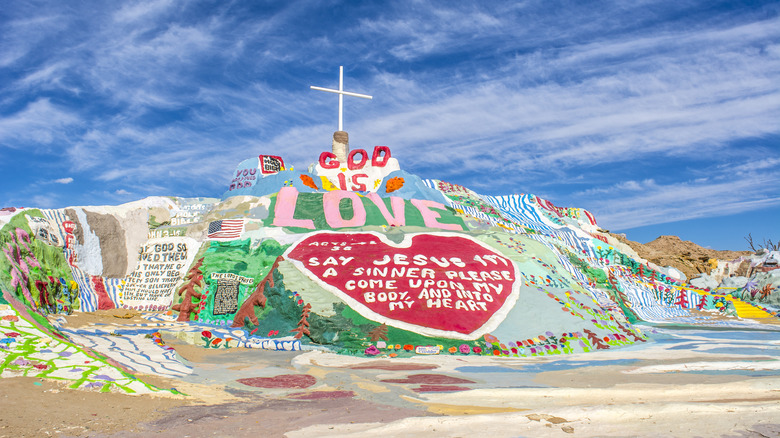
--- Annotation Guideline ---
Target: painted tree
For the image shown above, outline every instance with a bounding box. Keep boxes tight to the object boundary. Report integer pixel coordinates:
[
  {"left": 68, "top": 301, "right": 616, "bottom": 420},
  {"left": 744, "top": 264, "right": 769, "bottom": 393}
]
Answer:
[
  {"left": 290, "top": 303, "right": 312, "bottom": 340},
  {"left": 614, "top": 320, "right": 645, "bottom": 343},
  {"left": 696, "top": 294, "right": 708, "bottom": 310},
  {"left": 583, "top": 328, "right": 609, "bottom": 349},
  {"left": 231, "top": 256, "right": 281, "bottom": 327},
  {"left": 674, "top": 290, "right": 690, "bottom": 308},
  {"left": 172, "top": 257, "right": 204, "bottom": 322},
  {"left": 367, "top": 323, "right": 389, "bottom": 342}
]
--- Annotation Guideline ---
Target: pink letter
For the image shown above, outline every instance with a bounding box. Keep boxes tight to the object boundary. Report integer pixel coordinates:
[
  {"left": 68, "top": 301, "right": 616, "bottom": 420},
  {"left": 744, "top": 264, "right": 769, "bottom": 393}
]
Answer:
[
  {"left": 324, "top": 191, "right": 366, "bottom": 228},
  {"left": 273, "top": 187, "right": 315, "bottom": 229},
  {"left": 410, "top": 199, "right": 462, "bottom": 231},
  {"left": 367, "top": 193, "right": 406, "bottom": 227}
]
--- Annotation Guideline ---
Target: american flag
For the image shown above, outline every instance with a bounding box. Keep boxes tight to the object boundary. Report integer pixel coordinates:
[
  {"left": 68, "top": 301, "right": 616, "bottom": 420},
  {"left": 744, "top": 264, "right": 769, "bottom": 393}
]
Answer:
[{"left": 207, "top": 219, "right": 244, "bottom": 239}]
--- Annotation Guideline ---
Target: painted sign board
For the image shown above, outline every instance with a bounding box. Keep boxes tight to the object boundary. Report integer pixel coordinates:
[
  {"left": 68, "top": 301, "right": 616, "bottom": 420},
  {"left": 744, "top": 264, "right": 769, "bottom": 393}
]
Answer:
[{"left": 284, "top": 231, "right": 521, "bottom": 340}]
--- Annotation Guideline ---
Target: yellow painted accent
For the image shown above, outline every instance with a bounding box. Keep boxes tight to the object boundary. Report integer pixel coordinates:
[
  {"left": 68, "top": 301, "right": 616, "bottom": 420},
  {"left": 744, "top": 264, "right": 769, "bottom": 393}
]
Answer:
[
  {"left": 354, "top": 381, "right": 391, "bottom": 393},
  {"left": 305, "top": 368, "right": 332, "bottom": 378},
  {"left": 730, "top": 299, "right": 775, "bottom": 319},
  {"left": 319, "top": 176, "right": 339, "bottom": 191},
  {"left": 400, "top": 396, "right": 526, "bottom": 415}
]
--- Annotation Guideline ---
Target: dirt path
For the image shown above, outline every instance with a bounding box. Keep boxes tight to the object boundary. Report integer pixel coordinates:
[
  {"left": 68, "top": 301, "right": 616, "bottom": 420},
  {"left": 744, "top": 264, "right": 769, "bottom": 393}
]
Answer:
[{"left": 3, "top": 324, "right": 780, "bottom": 438}]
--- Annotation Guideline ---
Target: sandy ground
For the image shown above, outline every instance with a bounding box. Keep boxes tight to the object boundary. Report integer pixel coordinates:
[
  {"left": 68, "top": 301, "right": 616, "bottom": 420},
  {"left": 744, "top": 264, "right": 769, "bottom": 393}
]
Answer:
[{"left": 2, "top": 317, "right": 780, "bottom": 438}]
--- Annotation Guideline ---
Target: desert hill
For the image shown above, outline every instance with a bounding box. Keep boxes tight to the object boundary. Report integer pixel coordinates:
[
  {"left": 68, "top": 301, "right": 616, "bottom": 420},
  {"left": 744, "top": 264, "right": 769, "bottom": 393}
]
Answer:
[
  {"left": 610, "top": 234, "right": 751, "bottom": 280},
  {"left": 1, "top": 133, "right": 778, "bottom": 404}
]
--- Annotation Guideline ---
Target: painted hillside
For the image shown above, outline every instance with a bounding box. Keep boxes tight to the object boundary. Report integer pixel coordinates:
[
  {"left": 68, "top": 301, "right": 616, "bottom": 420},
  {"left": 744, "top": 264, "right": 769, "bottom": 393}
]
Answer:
[{"left": 2, "top": 132, "right": 779, "bottom": 386}]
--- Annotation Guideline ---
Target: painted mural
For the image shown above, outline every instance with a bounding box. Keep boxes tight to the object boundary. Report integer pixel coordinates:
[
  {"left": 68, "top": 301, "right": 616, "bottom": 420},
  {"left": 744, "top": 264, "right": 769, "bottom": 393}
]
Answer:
[
  {"left": 284, "top": 231, "right": 521, "bottom": 339},
  {"left": 1, "top": 142, "right": 779, "bottom": 394}
]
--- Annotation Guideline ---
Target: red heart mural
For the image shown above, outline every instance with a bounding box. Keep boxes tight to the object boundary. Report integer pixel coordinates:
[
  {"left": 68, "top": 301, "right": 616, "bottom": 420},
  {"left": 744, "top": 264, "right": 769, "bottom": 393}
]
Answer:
[{"left": 284, "top": 232, "right": 521, "bottom": 339}]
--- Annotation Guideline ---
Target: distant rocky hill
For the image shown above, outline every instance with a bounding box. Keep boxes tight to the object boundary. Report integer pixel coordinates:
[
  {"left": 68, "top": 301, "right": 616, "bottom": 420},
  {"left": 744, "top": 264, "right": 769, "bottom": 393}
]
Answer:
[{"left": 610, "top": 234, "right": 751, "bottom": 280}]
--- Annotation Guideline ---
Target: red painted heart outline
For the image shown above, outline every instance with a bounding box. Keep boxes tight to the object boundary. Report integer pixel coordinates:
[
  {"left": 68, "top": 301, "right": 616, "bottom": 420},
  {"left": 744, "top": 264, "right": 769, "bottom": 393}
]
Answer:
[{"left": 283, "top": 231, "right": 521, "bottom": 340}]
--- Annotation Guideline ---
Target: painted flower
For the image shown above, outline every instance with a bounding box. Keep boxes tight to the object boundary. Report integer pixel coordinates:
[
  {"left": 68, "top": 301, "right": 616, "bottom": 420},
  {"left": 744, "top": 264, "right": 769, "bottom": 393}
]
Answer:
[
  {"left": 4, "top": 332, "right": 20, "bottom": 338},
  {"left": 403, "top": 344, "right": 414, "bottom": 351},
  {"left": 364, "top": 345, "right": 380, "bottom": 356},
  {"left": 212, "top": 338, "right": 222, "bottom": 346},
  {"left": 459, "top": 344, "right": 470, "bottom": 354},
  {"left": 448, "top": 346, "right": 458, "bottom": 354},
  {"left": 201, "top": 330, "right": 212, "bottom": 338},
  {"left": 473, "top": 346, "right": 482, "bottom": 354}
]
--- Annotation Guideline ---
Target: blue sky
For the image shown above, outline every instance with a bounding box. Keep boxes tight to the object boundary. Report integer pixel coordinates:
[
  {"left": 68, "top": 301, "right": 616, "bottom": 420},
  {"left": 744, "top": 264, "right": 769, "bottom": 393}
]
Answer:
[{"left": 1, "top": 0, "right": 778, "bottom": 250}]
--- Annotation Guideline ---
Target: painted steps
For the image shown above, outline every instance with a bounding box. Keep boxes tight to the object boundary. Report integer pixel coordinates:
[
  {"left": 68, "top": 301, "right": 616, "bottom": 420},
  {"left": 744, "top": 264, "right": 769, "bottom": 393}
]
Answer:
[{"left": 727, "top": 298, "right": 775, "bottom": 319}]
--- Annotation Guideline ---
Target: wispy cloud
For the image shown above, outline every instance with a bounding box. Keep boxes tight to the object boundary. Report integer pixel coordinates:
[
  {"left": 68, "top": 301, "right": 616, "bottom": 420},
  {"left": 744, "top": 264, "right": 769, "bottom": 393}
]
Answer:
[
  {"left": 53, "top": 177, "right": 74, "bottom": 184},
  {"left": 574, "top": 157, "right": 780, "bottom": 230},
  {"left": 0, "top": 0, "right": 777, "bottom": 241},
  {"left": 0, "top": 99, "right": 79, "bottom": 148}
]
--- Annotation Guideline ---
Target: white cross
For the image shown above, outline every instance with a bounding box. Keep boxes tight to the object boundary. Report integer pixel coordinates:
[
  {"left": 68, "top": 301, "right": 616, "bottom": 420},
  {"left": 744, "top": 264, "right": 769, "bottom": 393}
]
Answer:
[{"left": 310, "top": 66, "right": 372, "bottom": 131}]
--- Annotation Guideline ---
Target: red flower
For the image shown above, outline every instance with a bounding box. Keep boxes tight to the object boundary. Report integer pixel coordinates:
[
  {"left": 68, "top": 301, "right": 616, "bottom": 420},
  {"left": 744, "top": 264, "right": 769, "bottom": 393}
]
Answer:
[
  {"left": 201, "top": 330, "right": 212, "bottom": 338},
  {"left": 4, "top": 332, "right": 20, "bottom": 338},
  {"left": 473, "top": 346, "right": 482, "bottom": 354}
]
